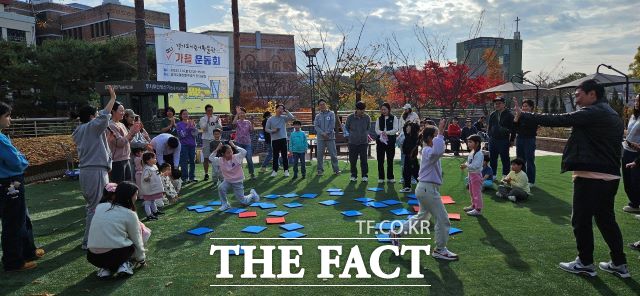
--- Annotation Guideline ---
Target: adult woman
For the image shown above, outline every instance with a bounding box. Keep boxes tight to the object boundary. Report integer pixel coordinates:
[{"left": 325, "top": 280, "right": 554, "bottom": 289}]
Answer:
[
  {"left": 260, "top": 112, "right": 273, "bottom": 172},
  {"left": 374, "top": 102, "right": 399, "bottom": 183},
  {"left": 160, "top": 107, "right": 177, "bottom": 135},
  {"left": 122, "top": 109, "right": 151, "bottom": 151},
  {"left": 108, "top": 102, "right": 141, "bottom": 183},
  {"left": 232, "top": 106, "right": 256, "bottom": 179},
  {"left": 515, "top": 99, "right": 538, "bottom": 187},
  {"left": 622, "top": 95, "right": 640, "bottom": 213},
  {"left": 176, "top": 109, "right": 198, "bottom": 183},
  {"left": 0, "top": 102, "right": 44, "bottom": 271},
  {"left": 87, "top": 181, "right": 146, "bottom": 278}
]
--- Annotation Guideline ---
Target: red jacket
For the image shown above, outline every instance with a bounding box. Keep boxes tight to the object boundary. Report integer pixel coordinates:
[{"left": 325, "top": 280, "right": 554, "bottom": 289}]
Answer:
[{"left": 447, "top": 123, "right": 461, "bottom": 138}]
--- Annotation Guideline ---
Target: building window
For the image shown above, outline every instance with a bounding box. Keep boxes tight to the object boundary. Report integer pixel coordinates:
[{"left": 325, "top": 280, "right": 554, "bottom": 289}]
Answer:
[
  {"left": 7, "top": 29, "right": 27, "bottom": 43},
  {"left": 91, "top": 24, "right": 95, "bottom": 38},
  {"left": 503, "top": 44, "right": 510, "bottom": 55}
]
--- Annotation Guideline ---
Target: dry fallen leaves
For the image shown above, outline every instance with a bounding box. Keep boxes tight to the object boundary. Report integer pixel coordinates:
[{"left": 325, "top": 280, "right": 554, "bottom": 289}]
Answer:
[{"left": 12, "top": 135, "right": 77, "bottom": 166}]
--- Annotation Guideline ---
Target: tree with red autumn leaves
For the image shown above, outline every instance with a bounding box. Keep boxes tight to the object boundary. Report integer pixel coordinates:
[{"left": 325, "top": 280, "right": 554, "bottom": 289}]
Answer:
[{"left": 388, "top": 60, "right": 503, "bottom": 117}]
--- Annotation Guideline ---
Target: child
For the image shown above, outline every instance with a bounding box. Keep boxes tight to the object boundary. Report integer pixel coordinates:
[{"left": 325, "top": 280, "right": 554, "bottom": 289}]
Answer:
[
  {"left": 171, "top": 168, "right": 182, "bottom": 194},
  {"left": 132, "top": 148, "right": 144, "bottom": 189},
  {"left": 288, "top": 120, "right": 308, "bottom": 179},
  {"left": 400, "top": 121, "right": 420, "bottom": 193},
  {"left": 481, "top": 155, "right": 494, "bottom": 190},
  {"left": 159, "top": 163, "right": 178, "bottom": 203},
  {"left": 208, "top": 128, "right": 225, "bottom": 185},
  {"left": 140, "top": 152, "right": 164, "bottom": 221},
  {"left": 460, "top": 135, "right": 484, "bottom": 216},
  {"left": 209, "top": 140, "right": 260, "bottom": 211},
  {"left": 391, "top": 119, "right": 458, "bottom": 261},
  {"left": 100, "top": 183, "right": 118, "bottom": 203},
  {"left": 496, "top": 158, "right": 531, "bottom": 202}
]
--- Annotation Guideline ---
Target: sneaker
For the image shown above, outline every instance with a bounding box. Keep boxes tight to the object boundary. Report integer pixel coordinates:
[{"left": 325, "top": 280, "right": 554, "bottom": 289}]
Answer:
[
  {"left": 260, "top": 167, "right": 267, "bottom": 173},
  {"left": 301, "top": 175, "right": 306, "bottom": 179},
  {"left": 411, "top": 179, "right": 417, "bottom": 185},
  {"left": 115, "top": 261, "right": 134, "bottom": 276},
  {"left": 400, "top": 178, "right": 405, "bottom": 184},
  {"left": 334, "top": 170, "right": 341, "bottom": 175},
  {"left": 622, "top": 206, "right": 640, "bottom": 213},
  {"left": 270, "top": 171, "right": 277, "bottom": 177},
  {"left": 362, "top": 177, "right": 368, "bottom": 182},
  {"left": 636, "top": 214, "right": 640, "bottom": 221},
  {"left": 559, "top": 257, "right": 597, "bottom": 277},
  {"left": 284, "top": 170, "right": 290, "bottom": 177},
  {"left": 378, "top": 179, "right": 385, "bottom": 184},
  {"left": 390, "top": 231, "right": 401, "bottom": 247},
  {"left": 495, "top": 192, "right": 504, "bottom": 198},
  {"left": 317, "top": 171, "right": 324, "bottom": 176},
  {"left": 96, "top": 268, "right": 112, "bottom": 278},
  {"left": 432, "top": 247, "right": 459, "bottom": 261},
  {"left": 399, "top": 187, "right": 412, "bottom": 193},
  {"left": 203, "top": 174, "right": 209, "bottom": 181},
  {"left": 388, "top": 179, "right": 396, "bottom": 183},
  {"left": 219, "top": 203, "right": 231, "bottom": 212},
  {"left": 191, "top": 179, "right": 198, "bottom": 183},
  {"left": 628, "top": 241, "right": 640, "bottom": 251},
  {"left": 598, "top": 261, "right": 630, "bottom": 278},
  {"left": 250, "top": 189, "right": 260, "bottom": 203},
  {"left": 466, "top": 209, "right": 482, "bottom": 216},
  {"left": 250, "top": 174, "right": 256, "bottom": 179},
  {"left": 145, "top": 215, "right": 158, "bottom": 221},
  {"left": 350, "top": 176, "right": 357, "bottom": 182},
  {"left": 528, "top": 183, "right": 534, "bottom": 188},
  {"left": 6, "top": 261, "right": 37, "bottom": 272},
  {"left": 463, "top": 205, "right": 474, "bottom": 212},
  {"left": 507, "top": 195, "right": 517, "bottom": 202}
]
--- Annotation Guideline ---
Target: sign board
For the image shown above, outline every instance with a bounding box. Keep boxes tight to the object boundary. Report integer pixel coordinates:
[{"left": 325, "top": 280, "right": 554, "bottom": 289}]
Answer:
[{"left": 154, "top": 28, "right": 230, "bottom": 113}]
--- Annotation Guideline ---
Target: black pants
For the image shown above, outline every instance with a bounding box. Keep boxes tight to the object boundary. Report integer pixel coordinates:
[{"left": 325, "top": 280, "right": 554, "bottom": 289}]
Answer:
[
  {"left": 450, "top": 137, "right": 461, "bottom": 154},
  {"left": 402, "top": 156, "right": 419, "bottom": 188},
  {"left": 0, "top": 175, "right": 37, "bottom": 271},
  {"left": 376, "top": 140, "right": 395, "bottom": 180},
  {"left": 87, "top": 245, "right": 135, "bottom": 272},
  {"left": 622, "top": 149, "right": 640, "bottom": 208},
  {"left": 572, "top": 177, "right": 626, "bottom": 266},
  {"left": 349, "top": 144, "right": 368, "bottom": 178},
  {"left": 110, "top": 159, "right": 132, "bottom": 183},
  {"left": 271, "top": 138, "right": 289, "bottom": 172}
]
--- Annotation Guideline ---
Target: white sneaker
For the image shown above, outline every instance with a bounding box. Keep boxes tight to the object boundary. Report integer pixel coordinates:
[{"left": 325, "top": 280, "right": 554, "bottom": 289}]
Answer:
[
  {"left": 219, "top": 203, "right": 231, "bottom": 212},
  {"left": 528, "top": 183, "right": 535, "bottom": 188},
  {"left": 115, "top": 261, "right": 134, "bottom": 276},
  {"left": 284, "top": 170, "right": 290, "bottom": 177},
  {"left": 411, "top": 179, "right": 417, "bottom": 185},
  {"left": 635, "top": 214, "right": 640, "bottom": 221},
  {"left": 350, "top": 176, "right": 357, "bottom": 182},
  {"left": 362, "top": 177, "right": 368, "bottom": 182},
  {"left": 399, "top": 178, "right": 405, "bottom": 183},
  {"left": 507, "top": 195, "right": 517, "bottom": 202},
  {"left": 378, "top": 179, "right": 385, "bottom": 184},
  {"left": 432, "top": 247, "right": 458, "bottom": 261},
  {"left": 270, "top": 171, "right": 277, "bottom": 177},
  {"left": 260, "top": 167, "right": 266, "bottom": 173},
  {"left": 388, "top": 179, "right": 396, "bottom": 183},
  {"left": 466, "top": 209, "right": 482, "bottom": 216},
  {"left": 598, "top": 261, "right": 631, "bottom": 278},
  {"left": 96, "top": 268, "right": 112, "bottom": 278},
  {"left": 399, "top": 187, "right": 412, "bottom": 193},
  {"left": 250, "top": 189, "right": 260, "bottom": 203},
  {"left": 559, "top": 257, "right": 597, "bottom": 277},
  {"left": 496, "top": 192, "right": 504, "bottom": 198}
]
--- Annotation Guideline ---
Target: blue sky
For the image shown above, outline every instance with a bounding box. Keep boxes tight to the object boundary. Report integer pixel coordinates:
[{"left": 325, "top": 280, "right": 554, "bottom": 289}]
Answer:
[{"left": 80, "top": 0, "right": 640, "bottom": 80}]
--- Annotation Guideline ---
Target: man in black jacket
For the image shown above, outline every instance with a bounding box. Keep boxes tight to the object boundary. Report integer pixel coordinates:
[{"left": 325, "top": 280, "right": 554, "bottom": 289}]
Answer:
[
  {"left": 488, "top": 97, "right": 516, "bottom": 177},
  {"left": 515, "top": 99, "right": 538, "bottom": 186},
  {"left": 514, "top": 79, "right": 628, "bottom": 278}
]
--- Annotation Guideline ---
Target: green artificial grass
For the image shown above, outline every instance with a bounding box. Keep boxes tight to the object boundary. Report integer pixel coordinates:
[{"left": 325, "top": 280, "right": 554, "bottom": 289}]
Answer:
[{"left": 1, "top": 156, "right": 640, "bottom": 295}]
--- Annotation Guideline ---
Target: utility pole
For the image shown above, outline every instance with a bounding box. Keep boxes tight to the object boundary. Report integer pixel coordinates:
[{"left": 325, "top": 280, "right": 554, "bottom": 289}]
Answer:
[
  {"left": 178, "top": 0, "right": 186, "bottom": 32},
  {"left": 134, "top": 0, "right": 148, "bottom": 80}
]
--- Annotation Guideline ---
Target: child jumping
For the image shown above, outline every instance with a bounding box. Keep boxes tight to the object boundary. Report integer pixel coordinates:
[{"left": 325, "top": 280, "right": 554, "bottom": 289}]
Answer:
[
  {"left": 140, "top": 152, "right": 164, "bottom": 221},
  {"left": 460, "top": 135, "right": 484, "bottom": 216},
  {"left": 288, "top": 120, "right": 308, "bottom": 179},
  {"left": 391, "top": 119, "right": 458, "bottom": 261},
  {"left": 209, "top": 140, "right": 260, "bottom": 211},
  {"left": 496, "top": 158, "right": 531, "bottom": 202}
]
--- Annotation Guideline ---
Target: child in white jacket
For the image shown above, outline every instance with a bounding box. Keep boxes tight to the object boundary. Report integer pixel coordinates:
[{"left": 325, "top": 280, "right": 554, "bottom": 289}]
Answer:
[
  {"left": 460, "top": 135, "right": 485, "bottom": 216},
  {"left": 140, "top": 152, "right": 164, "bottom": 221}
]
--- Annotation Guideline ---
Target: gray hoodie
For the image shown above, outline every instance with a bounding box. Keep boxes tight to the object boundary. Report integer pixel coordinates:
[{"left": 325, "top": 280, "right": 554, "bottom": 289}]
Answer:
[
  {"left": 265, "top": 111, "right": 295, "bottom": 141},
  {"left": 72, "top": 110, "right": 112, "bottom": 170},
  {"left": 314, "top": 110, "right": 336, "bottom": 140}
]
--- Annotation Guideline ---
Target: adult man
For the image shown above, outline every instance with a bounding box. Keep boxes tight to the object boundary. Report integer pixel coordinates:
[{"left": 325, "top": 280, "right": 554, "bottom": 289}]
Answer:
[
  {"left": 314, "top": 99, "right": 340, "bottom": 175},
  {"left": 199, "top": 104, "right": 222, "bottom": 181},
  {"left": 515, "top": 79, "right": 629, "bottom": 278},
  {"left": 265, "top": 104, "right": 295, "bottom": 177},
  {"left": 345, "top": 101, "right": 371, "bottom": 182},
  {"left": 488, "top": 97, "right": 515, "bottom": 177},
  {"left": 474, "top": 116, "right": 487, "bottom": 132},
  {"left": 515, "top": 99, "right": 538, "bottom": 187},
  {"left": 72, "top": 85, "right": 117, "bottom": 249},
  {"left": 150, "top": 133, "right": 181, "bottom": 169}
]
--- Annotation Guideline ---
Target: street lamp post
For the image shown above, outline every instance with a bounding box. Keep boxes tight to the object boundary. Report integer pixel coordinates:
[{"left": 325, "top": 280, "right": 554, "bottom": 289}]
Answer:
[{"left": 304, "top": 48, "right": 321, "bottom": 120}]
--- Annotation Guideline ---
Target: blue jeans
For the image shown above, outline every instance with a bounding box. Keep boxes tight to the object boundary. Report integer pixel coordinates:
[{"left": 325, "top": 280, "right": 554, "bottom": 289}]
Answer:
[
  {"left": 489, "top": 138, "right": 510, "bottom": 177},
  {"left": 180, "top": 144, "right": 196, "bottom": 181},
  {"left": 261, "top": 144, "right": 273, "bottom": 168},
  {"left": 292, "top": 152, "right": 306, "bottom": 177},
  {"left": 237, "top": 143, "right": 255, "bottom": 175},
  {"left": 516, "top": 136, "right": 536, "bottom": 184}
]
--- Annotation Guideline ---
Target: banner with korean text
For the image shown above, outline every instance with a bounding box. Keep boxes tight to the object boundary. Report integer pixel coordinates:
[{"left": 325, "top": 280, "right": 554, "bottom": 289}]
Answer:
[{"left": 154, "top": 28, "right": 230, "bottom": 113}]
